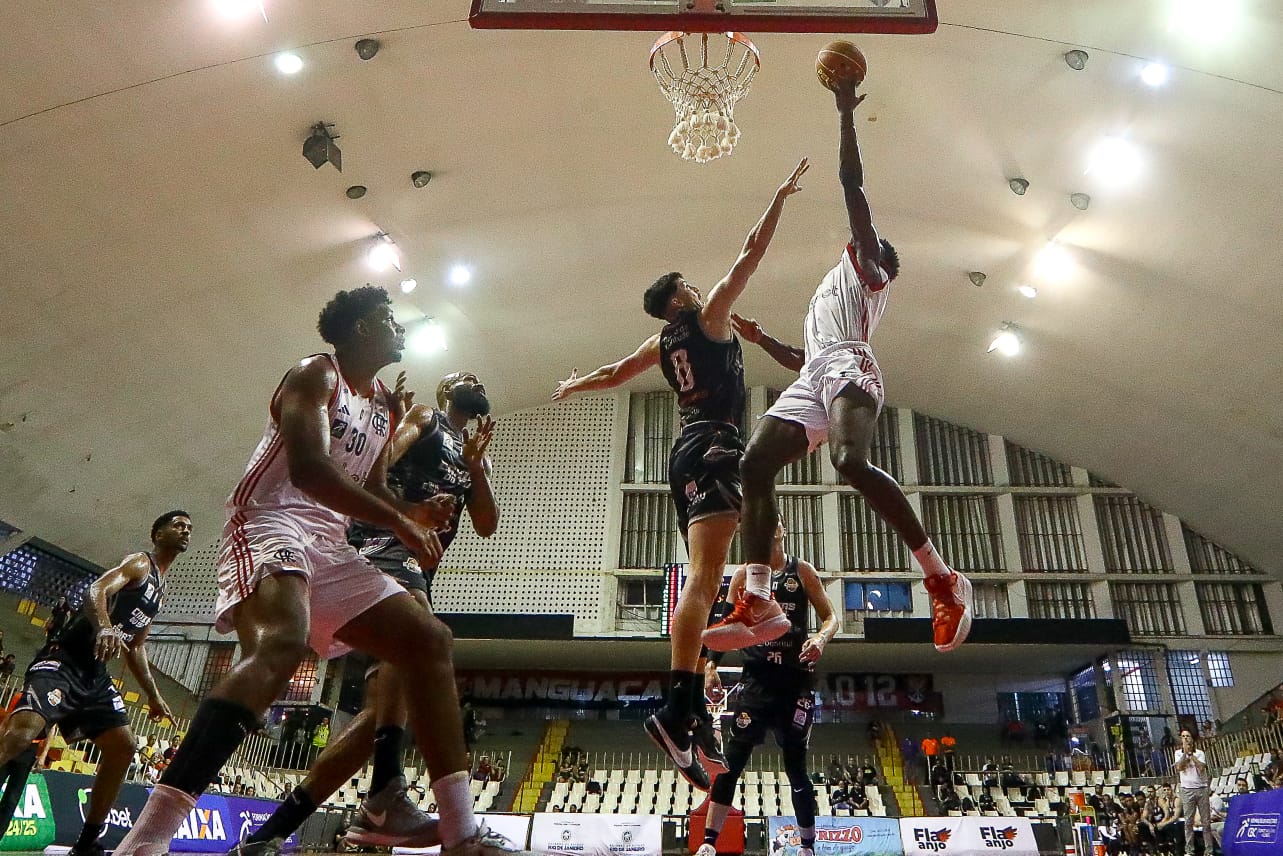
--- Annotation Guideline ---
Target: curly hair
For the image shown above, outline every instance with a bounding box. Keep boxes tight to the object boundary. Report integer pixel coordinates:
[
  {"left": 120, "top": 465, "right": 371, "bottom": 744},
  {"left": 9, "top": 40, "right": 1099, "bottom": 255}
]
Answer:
[
  {"left": 151, "top": 510, "right": 190, "bottom": 540},
  {"left": 879, "top": 238, "right": 901, "bottom": 281},
  {"left": 317, "top": 286, "right": 391, "bottom": 346},
  {"left": 643, "top": 272, "right": 683, "bottom": 320}
]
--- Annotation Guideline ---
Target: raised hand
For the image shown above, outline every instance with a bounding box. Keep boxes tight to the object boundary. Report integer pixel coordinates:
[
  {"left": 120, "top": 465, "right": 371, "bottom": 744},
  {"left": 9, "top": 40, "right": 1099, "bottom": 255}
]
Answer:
[
  {"left": 463, "top": 416, "right": 495, "bottom": 467},
  {"left": 834, "top": 81, "right": 867, "bottom": 114},
  {"left": 780, "top": 158, "right": 810, "bottom": 196},
  {"left": 552, "top": 369, "right": 579, "bottom": 401},
  {"left": 731, "top": 314, "right": 764, "bottom": 343},
  {"left": 392, "top": 370, "right": 416, "bottom": 414}
]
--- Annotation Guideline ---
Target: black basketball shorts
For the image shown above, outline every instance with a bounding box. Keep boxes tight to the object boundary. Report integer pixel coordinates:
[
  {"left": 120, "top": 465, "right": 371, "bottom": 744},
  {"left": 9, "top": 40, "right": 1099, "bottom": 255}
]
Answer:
[
  {"left": 15, "top": 656, "right": 129, "bottom": 741},
  {"left": 668, "top": 421, "right": 744, "bottom": 538},
  {"left": 725, "top": 675, "right": 815, "bottom": 752}
]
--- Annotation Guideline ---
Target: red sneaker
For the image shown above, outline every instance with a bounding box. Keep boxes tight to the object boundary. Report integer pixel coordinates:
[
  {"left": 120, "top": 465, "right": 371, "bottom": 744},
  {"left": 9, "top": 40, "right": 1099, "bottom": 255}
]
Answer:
[
  {"left": 924, "top": 570, "right": 973, "bottom": 653},
  {"left": 701, "top": 591, "right": 791, "bottom": 652}
]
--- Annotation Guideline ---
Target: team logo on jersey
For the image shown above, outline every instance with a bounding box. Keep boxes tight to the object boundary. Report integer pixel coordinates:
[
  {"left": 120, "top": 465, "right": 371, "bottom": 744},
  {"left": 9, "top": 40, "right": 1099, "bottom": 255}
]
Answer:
[
  {"left": 784, "top": 577, "right": 799, "bottom": 592},
  {"left": 46, "top": 689, "right": 63, "bottom": 707},
  {"left": 403, "top": 557, "right": 421, "bottom": 573},
  {"left": 735, "top": 711, "right": 752, "bottom": 730},
  {"left": 273, "top": 548, "right": 298, "bottom": 564},
  {"left": 685, "top": 481, "right": 698, "bottom": 500},
  {"left": 330, "top": 418, "right": 349, "bottom": 439},
  {"left": 372, "top": 412, "right": 389, "bottom": 437},
  {"left": 339, "top": 403, "right": 351, "bottom": 415}
]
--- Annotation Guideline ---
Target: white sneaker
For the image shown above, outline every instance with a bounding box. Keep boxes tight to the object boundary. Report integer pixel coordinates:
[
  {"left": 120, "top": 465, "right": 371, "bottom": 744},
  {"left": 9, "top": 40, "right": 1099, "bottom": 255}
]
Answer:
[
  {"left": 798, "top": 847, "right": 815, "bottom": 856},
  {"left": 344, "top": 775, "right": 440, "bottom": 847},
  {"left": 442, "top": 823, "right": 533, "bottom": 856},
  {"left": 696, "top": 844, "right": 718, "bottom": 856}
]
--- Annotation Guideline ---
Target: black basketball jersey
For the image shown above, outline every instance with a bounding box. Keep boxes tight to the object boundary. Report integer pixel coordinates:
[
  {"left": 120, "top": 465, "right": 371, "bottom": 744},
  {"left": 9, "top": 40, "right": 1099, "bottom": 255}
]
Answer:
[
  {"left": 349, "top": 408, "right": 472, "bottom": 557},
  {"left": 742, "top": 556, "right": 813, "bottom": 685},
  {"left": 53, "top": 554, "right": 165, "bottom": 665},
  {"left": 658, "top": 309, "right": 745, "bottom": 428}
]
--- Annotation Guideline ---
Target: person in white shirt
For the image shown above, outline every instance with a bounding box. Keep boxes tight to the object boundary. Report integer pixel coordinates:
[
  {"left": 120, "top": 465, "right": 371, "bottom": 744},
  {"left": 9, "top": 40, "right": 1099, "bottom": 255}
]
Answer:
[{"left": 1173, "top": 729, "right": 1214, "bottom": 856}]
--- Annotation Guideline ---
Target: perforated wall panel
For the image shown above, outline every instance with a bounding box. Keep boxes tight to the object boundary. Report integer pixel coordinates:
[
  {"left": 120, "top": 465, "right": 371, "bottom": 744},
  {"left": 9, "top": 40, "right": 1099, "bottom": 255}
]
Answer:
[
  {"left": 160, "top": 541, "right": 221, "bottom": 620},
  {"left": 431, "top": 569, "right": 605, "bottom": 634},
  {"left": 446, "top": 395, "right": 617, "bottom": 572}
]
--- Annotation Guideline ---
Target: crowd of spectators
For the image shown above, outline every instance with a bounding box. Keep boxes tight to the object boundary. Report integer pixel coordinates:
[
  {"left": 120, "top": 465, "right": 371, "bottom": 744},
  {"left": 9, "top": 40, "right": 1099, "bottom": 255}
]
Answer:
[
  {"left": 819, "top": 754, "right": 880, "bottom": 814},
  {"left": 556, "top": 745, "right": 590, "bottom": 784},
  {"left": 471, "top": 752, "right": 508, "bottom": 786}
]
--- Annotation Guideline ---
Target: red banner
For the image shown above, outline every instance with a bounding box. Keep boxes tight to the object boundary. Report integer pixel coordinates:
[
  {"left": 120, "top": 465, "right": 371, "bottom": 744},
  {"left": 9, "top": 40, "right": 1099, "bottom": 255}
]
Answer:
[{"left": 456, "top": 670, "right": 666, "bottom": 707}]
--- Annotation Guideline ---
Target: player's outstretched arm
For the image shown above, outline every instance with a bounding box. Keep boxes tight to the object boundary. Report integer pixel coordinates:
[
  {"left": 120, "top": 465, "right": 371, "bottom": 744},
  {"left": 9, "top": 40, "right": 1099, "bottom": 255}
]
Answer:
[
  {"left": 88, "top": 553, "right": 152, "bottom": 662},
  {"left": 732, "top": 314, "right": 805, "bottom": 372},
  {"left": 462, "top": 416, "right": 500, "bottom": 538},
  {"left": 551, "top": 334, "right": 661, "bottom": 400},
  {"left": 123, "top": 627, "right": 172, "bottom": 722},
  {"left": 703, "top": 158, "right": 810, "bottom": 337},
  {"left": 279, "top": 356, "right": 442, "bottom": 563},
  {"left": 799, "top": 559, "right": 838, "bottom": 663},
  {"left": 835, "top": 84, "right": 882, "bottom": 278}
]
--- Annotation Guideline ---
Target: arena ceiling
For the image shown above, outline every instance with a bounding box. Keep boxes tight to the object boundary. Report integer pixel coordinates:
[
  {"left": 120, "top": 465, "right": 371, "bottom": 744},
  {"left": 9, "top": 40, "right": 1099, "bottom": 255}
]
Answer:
[{"left": 1, "top": 1, "right": 1280, "bottom": 577}]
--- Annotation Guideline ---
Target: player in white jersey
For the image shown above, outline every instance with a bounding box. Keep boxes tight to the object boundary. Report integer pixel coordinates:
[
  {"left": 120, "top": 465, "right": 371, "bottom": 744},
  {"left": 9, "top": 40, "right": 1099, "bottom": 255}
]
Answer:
[
  {"left": 116, "top": 287, "right": 528, "bottom": 856},
  {"left": 719, "top": 80, "right": 974, "bottom": 656}
]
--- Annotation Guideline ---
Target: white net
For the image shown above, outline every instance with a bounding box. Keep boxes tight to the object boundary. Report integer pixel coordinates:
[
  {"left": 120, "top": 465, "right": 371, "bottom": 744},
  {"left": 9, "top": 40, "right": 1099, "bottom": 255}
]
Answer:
[{"left": 650, "top": 31, "right": 760, "bottom": 164}]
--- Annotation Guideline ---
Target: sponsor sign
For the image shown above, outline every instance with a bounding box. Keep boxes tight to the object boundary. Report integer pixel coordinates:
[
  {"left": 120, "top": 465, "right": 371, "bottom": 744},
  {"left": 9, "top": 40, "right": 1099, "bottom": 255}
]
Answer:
[
  {"left": 899, "top": 817, "right": 1038, "bottom": 856},
  {"left": 457, "top": 672, "right": 666, "bottom": 708},
  {"left": 1224, "top": 786, "right": 1283, "bottom": 855},
  {"left": 392, "top": 813, "right": 532, "bottom": 854},
  {"left": 825, "top": 674, "right": 942, "bottom": 714},
  {"left": 530, "top": 813, "right": 662, "bottom": 856},
  {"left": 44, "top": 769, "right": 148, "bottom": 848},
  {"left": 769, "top": 815, "right": 903, "bottom": 856},
  {"left": 0, "top": 773, "right": 56, "bottom": 851},
  {"left": 226, "top": 796, "right": 302, "bottom": 850},
  {"left": 167, "top": 792, "right": 232, "bottom": 853}
]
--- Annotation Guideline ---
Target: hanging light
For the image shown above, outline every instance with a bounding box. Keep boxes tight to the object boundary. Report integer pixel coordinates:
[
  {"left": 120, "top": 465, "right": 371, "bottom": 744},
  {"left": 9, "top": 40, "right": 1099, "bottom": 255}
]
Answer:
[
  {"left": 367, "top": 233, "right": 401, "bottom": 272},
  {"left": 987, "top": 323, "right": 1022, "bottom": 356}
]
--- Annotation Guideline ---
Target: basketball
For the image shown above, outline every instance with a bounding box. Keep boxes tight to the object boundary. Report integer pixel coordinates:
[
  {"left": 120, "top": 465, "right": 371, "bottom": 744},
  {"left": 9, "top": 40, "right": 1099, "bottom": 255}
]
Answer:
[{"left": 816, "top": 40, "right": 867, "bottom": 91}]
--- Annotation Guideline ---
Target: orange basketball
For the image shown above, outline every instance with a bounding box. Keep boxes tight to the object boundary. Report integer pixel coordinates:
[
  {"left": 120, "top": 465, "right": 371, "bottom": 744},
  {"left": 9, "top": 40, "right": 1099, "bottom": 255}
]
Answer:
[{"left": 816, "top": 40, "right": 867, "bottom": 91}]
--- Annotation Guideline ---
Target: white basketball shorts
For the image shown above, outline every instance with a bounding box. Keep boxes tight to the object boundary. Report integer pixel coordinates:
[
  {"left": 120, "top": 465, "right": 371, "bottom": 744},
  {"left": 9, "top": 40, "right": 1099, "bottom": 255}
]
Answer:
[{"left": 763, "top": 343, "right": 884, "bottom": 451}]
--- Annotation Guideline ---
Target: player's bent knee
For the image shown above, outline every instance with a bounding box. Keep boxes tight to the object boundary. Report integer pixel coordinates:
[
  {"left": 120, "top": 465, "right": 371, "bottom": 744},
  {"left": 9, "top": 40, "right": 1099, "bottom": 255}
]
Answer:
[
  {"left": 255, "top": 634, "right": 311, "bottom": 680},
  {"left": 830, "top": 446, "right": 871, "bottom": 482}
]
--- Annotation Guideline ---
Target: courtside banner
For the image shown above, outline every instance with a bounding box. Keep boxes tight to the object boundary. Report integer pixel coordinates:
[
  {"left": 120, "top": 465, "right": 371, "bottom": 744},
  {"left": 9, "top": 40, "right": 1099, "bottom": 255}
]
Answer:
[
  {"left": 769, "top": 815, "right": 904, "bottom": 856},
  {"left": 530, "top": 812, "right": 662, "bottom": 856},
  {"left": 392, "top": 814, "right": 533, "bottom": 854},
  {"left": 899, "top": 816, "right": 1037, "bottom": 856},
  {"left": 457, "top": 671, "right": 666, "bottom": 708},
  {"left": 1224, "top": 787, "right": 1283, "bottom": 855},
  {"left": 225, "top": 795, "right": 302, "bottom": 850},
  {"left": 43, "top": 769, "right": 148, "bottom": 848},
  {"left": 0, "top": 772, "right": 55, "bottom": 850},
  {"left": 165, "top": 791, "right": 233, "bottom": 852}
]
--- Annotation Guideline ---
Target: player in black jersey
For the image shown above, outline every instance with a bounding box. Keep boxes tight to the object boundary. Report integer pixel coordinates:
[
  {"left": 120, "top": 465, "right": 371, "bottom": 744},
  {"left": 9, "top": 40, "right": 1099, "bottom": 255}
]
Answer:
[
  {"left": 234, "top": 371, "right": 497, "bottom": 855},
  {"left": 699, "top": 522, "right": 837, "bottom": 856},
  {"left": 0, "top": 511, "right": 189, "bottom": 856},
  {"left": 553, "top": 159, "right": 809, "bottom": 790}
]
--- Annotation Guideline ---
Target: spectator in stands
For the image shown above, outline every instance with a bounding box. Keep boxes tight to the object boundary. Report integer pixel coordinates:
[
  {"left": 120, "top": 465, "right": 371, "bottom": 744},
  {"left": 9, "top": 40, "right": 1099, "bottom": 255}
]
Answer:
[
  {"left": 551, "top": 805, "right": 563, "bottom": 813},
  {"left": 829, "top": 781, "right": 848, "bottom": 806},
  {"left": 921, "top": 734, "right": 939, "bottom": 781},
  {"left": 929, "top": 761, "right": 950, "bottom": 795},
  {"left": 309, "top": 716, "right": 330, "bottom": 765},
  {"left": 586, "top": 780, "right": 602, "bottom": 797},
  {"left": 849, "top": 785, "right": 869, "bottom": 813},
  {"left": 977, "top": 789, "right": 996, "bottom": 814},
  {"left": 1091, "top": 740, "right": 1107, "bottom": 771},
  {"left": 858, "top": 756, "right": 878, "bottom": 788},
  {"left": 0, "top": 655, "right": 14, "bottom": 678},
  {"left": 567, "top": 804, "right": 579, "bottom": 813},
  {"left": 1025, "top": 781, "right": 1045, "bottom": 802},
  {"left": 44, "top": 596, "right": 72, "bottom": 640},
  {"left": 938, "top": 786, "right": 961, "bottom": 813},
  {"left": 246, "top": 786, "right": 257, "bottom": 798},
  {"left": 826, "top": 755, "right": 845, "bottom": 783},
  {"left": 866, "top": 719, "right": 882, "bottom": 745},
  {"left": 900, "top": 737, "right": 921, "bottom": 785},
  {"left": 1088, "top": 785, "right": 1108, "bottom": 812},
  {"left": 941, "top": 732, "right": 957, "bottom": 770},
  {"left": 844, "top": 754, "right": 861, "bottom": 782},
  {"left": 491, "top": 760, "right": 506, "bottom": 784},
  {"left": 474, "top": 755, "right": 494, "bottom": 782},
  {"left": 1154, "top": 783, "right": 1182, "bottom": 855},
  {"left": 461, "top": 702, "right": 478, "bottom": 750},
  {"left": 981, "top": 758, "right": 999, "bottom": 789},
  {"left": 555, "top": 758, "right": 573, "bottom": 783},
  {"left": 1263, "top": 748, "right": 1282, "bottom": 783},
  {"left": 999, "top": 757, "right": 1026, "bottom": 791}
]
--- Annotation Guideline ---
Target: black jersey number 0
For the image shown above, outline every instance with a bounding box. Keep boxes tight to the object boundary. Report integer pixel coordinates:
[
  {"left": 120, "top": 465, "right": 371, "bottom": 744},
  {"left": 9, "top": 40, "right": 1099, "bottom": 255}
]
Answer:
[{"left": 670, "top": 349, "right": 695, "bottom": 393}]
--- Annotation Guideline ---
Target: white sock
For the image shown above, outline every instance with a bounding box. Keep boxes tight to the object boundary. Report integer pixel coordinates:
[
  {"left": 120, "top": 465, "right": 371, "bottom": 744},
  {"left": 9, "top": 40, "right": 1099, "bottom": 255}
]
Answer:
[
  {"left": 913, "top": 542, "right": 951, "bottom": 578},
  {"left": 431, "top": 770, "right": 479, "bottom": 847},
  {"left": 113, "top": 784, "right": 195, "bottom": 856},
  {"left": 744, "top": 563, "right": 772, "bottom": 599}
]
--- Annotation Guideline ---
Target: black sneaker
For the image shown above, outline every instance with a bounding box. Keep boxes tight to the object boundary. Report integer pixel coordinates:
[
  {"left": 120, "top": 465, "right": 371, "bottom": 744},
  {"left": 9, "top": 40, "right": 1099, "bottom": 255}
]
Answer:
[
  {"left": 227, "top": 838, "right": 285, "bottom": 856},
  {"left": 692, "top": 716, "right": 729, "bottom": 776},
  {"left": 645, "top": 712, "right": 710, "bottom": 791}
]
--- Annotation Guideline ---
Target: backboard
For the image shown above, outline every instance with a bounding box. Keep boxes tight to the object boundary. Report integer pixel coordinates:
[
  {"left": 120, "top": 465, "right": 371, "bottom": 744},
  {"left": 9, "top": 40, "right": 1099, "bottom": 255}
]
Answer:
[{"left": 468, "top": 0, "right": 938, "bottom": 34}]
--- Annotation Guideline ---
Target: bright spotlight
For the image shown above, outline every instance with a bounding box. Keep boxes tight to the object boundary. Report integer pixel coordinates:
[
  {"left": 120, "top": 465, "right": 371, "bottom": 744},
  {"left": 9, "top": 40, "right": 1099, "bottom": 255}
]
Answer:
[
  {"left": 448, "top": 264, "right": 472, "bottom": 286},
  {"left": 987, "top": 325, "right": 1021, "bottom": 357},
  {"left": 1169, "top": 0, "right": 1238, "bottom": 40},
  {"left": 409, "top": 319, "right": 448, "bottom": 354},
  {"left": 1034, "top": 242, "right": 1074, "bottom": 283},
  {"left": 1140, "top": 62, "right": 1169, "bottom": 87},
  {"left": 399, "top": 278, "right": 418, "bottom": 294},
  {"left": 1086, "top": 136, "right": 1142, "bottom": 185},
  {"left": 213, "top": 0, "right": 267, "bottom": 21},
  {"left": 367, "top": 235, "right": 401, "bottom": 272},
  {"left": 275, "top": 53, "right": 304, "bottom": 74},
  {"left": 1018, "top": 285, "right": 1038, "bottom": 299}
]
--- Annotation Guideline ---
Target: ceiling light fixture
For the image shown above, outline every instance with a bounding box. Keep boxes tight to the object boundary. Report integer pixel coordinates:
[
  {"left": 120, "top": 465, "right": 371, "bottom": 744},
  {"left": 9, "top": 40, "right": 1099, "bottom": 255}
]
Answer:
[
  {"left": 399, "top": 278, "right": 418, "bottom": 294},
  {"left": 987, "top": 323, "right": 1022, "bottom": 357},
  {"left": 449, "top": 264, "right": 473, "bottom": 286},
  {"left": 409, "top": 318, "right": 448, "bottom": 354},
  {"left": 345, "top": 185, "right": 367, "bottom": 199},
  {"left": 968, "top": 271, "right": 987, "bottom": 288},
  {"left": 1034, "top": 242, "right": 1073, "bottom": 282},
  {"left": 302, "top": 122, "right": 341, "bottom": 171},
  {"left": 274, "top": 52, "right": 303, "bottom": 74},
  {"left": 367, "top": 233, "right": 401, "bottom": 272},
  {"left": 1008, "top": 177, "right": 1029, "bottom": 196},
  {"left": 1069, "top": 192, "right": 1091, "bottom": 211},
  {"left": 1064, "top": 49, "right": 1088, "bottom": 71},
  {"left": 411, "top": 171, "right": 433, "bottom": 188},
  {"left": 1169, "top": 0, "right": 1239, "bottom": 40},
  {"left": 1018, "top": 285, "right": 1038, "bottom": 299},
  {"left": 355, "top": 38, "right": 381, "bottom": 60},
  {"left": 1086, "top": 136, "right": 1142, "bottom": 185},
  {"left": 214, "top": 0, "right": 268, "bottom": 22},
  {"left": 1140, "top": 62, "right": 1170, "bottom": 87}
]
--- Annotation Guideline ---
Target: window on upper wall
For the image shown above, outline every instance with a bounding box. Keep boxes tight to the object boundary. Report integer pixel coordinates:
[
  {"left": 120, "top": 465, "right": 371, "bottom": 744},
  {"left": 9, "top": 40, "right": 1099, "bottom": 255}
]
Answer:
[
  {"left": 619, "top": 491, "right": 680, "bottom": 569},
  {"left": 914, "top": 413, "right": 992, "bottom": 486},
  {"left": 844, "top": 581, "right": 912, "bottom": 614},
  {"left": 617, "top": 577, "right": 665, "bottom": 625},
  {"left": 767, "top": 389, "right": 823, "bottom": 485},
  {"left": 1183, "top": 525, "right": 1262, "bottom": 575},
  {"left": 1026, "top": 581, "right": 1096, "bottom": 620},
  {"left": 1013, "top": 495, "right": 1088, "bottom": 572},
  {"left": 197, "top": 643, "right": 237, "bottom": 698},
  {"left": 1115, "top": 650, "right": 1161, "bottom": 713},
  {"left": 283, "top": 654, "right": 319, "bottom": 702},
  {"left": 778, "top": 494, "right": 824, "bottom": 571},
  {"left": 1070, "top": 666, "right": 1100, "bottom": 723},
  {"left": 1196, "top": 583, "right": 1274, "bottom": 636},
  {"left": 922, "top": 494, "right": 1004, "bottom": 573},
  {"left": 624, "top": 391, "right": 674, "bottom": 484},
  {"left": 972, "top": 582, "right": 1010, "bottom": 619},
  {"left": 1109, "top": 582, "right": 1185, "bottom": 636},
  {"left": 838, "top": 494, "right": 909, "bottom": 573},
  {"left": 1167, "top": 651, "right": 1214, "bottom": 724},
  {"left": 1205, "top": 652, "right": 1234, "bottom": 687},
  {"left": 1094, "top": 495, "right": 1172, "bottom": 573},
  {"left": 1005, "top": 441, "right": 1073, "bottom": 487},
  {"left": 0, "top": 541, "right": 96, "bottom": 607}
]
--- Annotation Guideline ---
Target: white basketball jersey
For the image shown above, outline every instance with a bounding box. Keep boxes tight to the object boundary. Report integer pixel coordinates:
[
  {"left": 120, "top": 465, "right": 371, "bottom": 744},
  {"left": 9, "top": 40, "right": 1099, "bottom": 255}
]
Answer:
[
  {"left": 227, "top": 354, "right": 395, "bottom": 539},
  {"left": 803, "top": 243, "right": 892, "bottom": 362}
]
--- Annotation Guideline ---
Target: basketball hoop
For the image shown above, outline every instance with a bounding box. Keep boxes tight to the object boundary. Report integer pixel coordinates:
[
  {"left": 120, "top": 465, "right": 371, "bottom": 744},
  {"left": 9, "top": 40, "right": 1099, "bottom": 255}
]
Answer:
[{"left": 650, "top": 31, "right": 759, "bottom": 164}]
